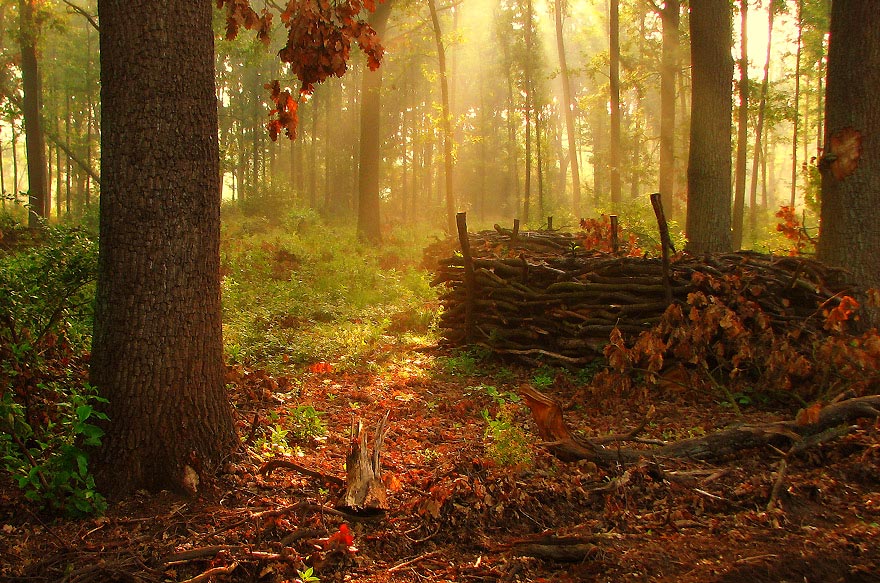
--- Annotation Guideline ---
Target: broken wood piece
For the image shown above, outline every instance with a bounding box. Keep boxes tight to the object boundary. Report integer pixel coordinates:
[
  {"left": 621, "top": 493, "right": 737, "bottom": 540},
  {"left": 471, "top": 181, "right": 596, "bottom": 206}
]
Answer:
[
  {"left": 337, "top": 412, "right": 390, "bottom": 515},
  {"left": 520, "top": 386, "right": 880, "bottom": 466},
  {"left": 503, "top": 534, "right": 597, "bottom": 562},
  {"left": 259, "top": 459, "right": 345, "bottom": 487}
]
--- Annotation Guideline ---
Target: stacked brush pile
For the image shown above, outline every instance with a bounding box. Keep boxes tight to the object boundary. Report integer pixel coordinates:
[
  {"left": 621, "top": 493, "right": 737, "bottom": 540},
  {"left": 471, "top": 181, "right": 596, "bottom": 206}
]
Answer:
[{"left": 429, "top": 222, "right": 858, "bottom": 365}]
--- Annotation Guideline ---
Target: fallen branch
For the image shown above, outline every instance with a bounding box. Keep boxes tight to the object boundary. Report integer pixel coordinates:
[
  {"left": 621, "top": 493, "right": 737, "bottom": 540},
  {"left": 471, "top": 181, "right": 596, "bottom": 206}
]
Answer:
[{"left": 521, "top": 386, "right": 880, "bottom": 465}]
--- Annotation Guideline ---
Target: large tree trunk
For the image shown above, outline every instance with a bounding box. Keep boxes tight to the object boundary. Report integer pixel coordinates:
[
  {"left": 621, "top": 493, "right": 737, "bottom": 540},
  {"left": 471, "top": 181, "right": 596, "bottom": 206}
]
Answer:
[
  {"left": 18, "top": 0, "right": 49, "bottom": 228},
  {"left": 731, "top": 0, "right": 748, "bottom": 249},
  {"left": 357, "top": 1, "right": 393, "bottom": 244},
  {"left": 658, "top": 0, "right": 680, "bottom": 220},
  {"left": 91, "top": 0, "right": 237, "bottom": 498},
  {"left": 685, "top": 0, "right": 733, "bottom": 254},
  {"left": 818, "top": 0, "right": 880, "bottom": 326},
  {"left": 554, "top": 0, "right": 581, "bottom": 217},
  {"left": 608, "top": 0, "right": 622, "bottom": 209}
]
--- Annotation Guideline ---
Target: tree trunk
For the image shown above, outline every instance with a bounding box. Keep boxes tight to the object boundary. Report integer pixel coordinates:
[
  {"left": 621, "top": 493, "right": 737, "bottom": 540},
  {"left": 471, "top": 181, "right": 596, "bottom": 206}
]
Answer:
[
  {"left": 554, "top": 0, "right": 581, "bottom": 216},
  {"left": 608, "top": 0, "right": 622, "bottom": 209},
  {"left": 357, "top": 1, "right": 393, "bottom": 244},
  {"left": 749, "top": 4, "right": 774, "bottom": 238},
  {"left": 817, "top": 0, "right": 880, "bottom": 326},
  {"left": 91, "top": 0, "right": 237, "bottom": 498},
  {"left": 428, "top": 0, "right": 456, "bottom": 235},
  {"left": 790, "top": 0, "right": 803, "bottom": 207},
  {"left": 18, "top": 0, "right": 49, "bottom": 227},
  {"left": 685, "top": 0, "right": 733, "bottom": 254},
  {"left": 659, "top": 0, "right": 680, "bottom": 220},
  {"left": 731, "top": 0, "right": 748, "bottom": 249}
]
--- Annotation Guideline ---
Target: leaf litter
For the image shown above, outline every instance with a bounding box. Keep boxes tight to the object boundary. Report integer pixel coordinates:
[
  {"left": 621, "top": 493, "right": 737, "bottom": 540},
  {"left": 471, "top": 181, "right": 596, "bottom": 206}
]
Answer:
[{"left": 1, "top": 346, "right": 879, "bottom": 583}]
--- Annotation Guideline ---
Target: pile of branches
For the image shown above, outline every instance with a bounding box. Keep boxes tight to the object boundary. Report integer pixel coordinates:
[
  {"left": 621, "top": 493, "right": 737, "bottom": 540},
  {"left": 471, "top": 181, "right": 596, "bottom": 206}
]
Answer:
[{"left": 430, "top": 223, "right": 859, "bottom": 367}]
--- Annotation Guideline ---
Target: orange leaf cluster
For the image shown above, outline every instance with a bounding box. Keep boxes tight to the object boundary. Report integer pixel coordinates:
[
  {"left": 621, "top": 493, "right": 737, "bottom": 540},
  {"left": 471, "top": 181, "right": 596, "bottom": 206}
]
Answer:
[
  {"left": 578, "top": 215, "right": 642, "bottom": 256},
  {"left": 774, "top": 205, "right": 813, "bottom": 256},
  {"left": 218, "top": 0, "right": 385, "bottom": 139},
  {"left": 599, "top": 269, "right": 879, "bottom": 401}
]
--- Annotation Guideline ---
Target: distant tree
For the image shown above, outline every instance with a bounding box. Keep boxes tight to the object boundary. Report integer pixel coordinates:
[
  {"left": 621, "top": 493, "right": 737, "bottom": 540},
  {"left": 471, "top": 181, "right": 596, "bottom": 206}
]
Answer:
[
  {"left": 731, "top": 0, "right": 748, "bottom": 249},
  {"left": 357, "top": 1, "right": 393, "bottom": 243},
  {"left": 657, "top": 0, "right": 680, "bottom": 218},
  {"left": 553, "top": 0, "right": 581, "bottom": 216},
  {"left": 428, "top": 0, "right": 456, "bottom": 234},
  {"left": 18, "top": 0, "right": 49, "bottom": 227},
  {"left": 817, "top": 0, "right": 880, "bottom": 325},
  {"left": 608, "top": 0, "right": 621, "bottom": 209},
  {"left": 685, "top": 0, "right": 733, "bottom": 254}
]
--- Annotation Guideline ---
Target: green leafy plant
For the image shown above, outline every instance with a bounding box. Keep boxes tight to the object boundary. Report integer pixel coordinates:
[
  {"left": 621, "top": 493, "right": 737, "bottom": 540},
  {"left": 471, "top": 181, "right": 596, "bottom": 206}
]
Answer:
[
  {"left": 295, "top": 565, "right": 320, "bottom": 583},
  {"left": 0, "top": 383, "right": 108, "bottom": 516},
  {"left": 481, "top": 405, "right": 532, "bottom": 469},
  {"left": 288, "top": 405, "right": 327, "bottom": 441},
  {"left": 467, "top": 384, "right": 520, "bottom": 406}
]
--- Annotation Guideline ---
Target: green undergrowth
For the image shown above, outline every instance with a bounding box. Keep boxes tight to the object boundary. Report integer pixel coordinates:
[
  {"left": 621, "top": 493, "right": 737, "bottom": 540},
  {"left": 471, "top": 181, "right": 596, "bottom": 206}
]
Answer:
[{"left": 220, "top": 207, "right": 442, "bottom": 373}]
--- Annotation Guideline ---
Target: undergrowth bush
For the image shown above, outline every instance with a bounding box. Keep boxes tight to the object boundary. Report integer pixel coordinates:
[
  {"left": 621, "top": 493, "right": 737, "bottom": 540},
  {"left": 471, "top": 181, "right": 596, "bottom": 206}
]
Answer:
[
  {"left": 221, "top": 208, "right": 440, "bottom": 372},
  {"left": 0, "top": 224, "right": 104, "bottom": 515}
]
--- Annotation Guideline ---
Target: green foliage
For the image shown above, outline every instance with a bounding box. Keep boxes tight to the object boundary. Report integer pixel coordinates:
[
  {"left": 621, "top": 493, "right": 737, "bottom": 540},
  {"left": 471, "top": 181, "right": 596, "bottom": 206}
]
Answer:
[
  {"left": 0, "top": 225, "right": 104, "bottom": 516},
  {"left": 220, "top": 209, "right": 440, "bottom": 373},
  {"left": 295, "top": 566, "right": 320, "bottom": 583},
  {"left": 481, "top": 405, "right": 532, "bottom": 469},
  {"left": 466, "top": 384, "right": 520, "bottom": 406},
  {"left": 0, "top": 383, "right": 108, "bottom": 517},
  {"left": 0, "top": 225, "right": 97, "bottom": 349},
  {"left": 288, "top": 405, "right": 327, "bottom": 441}
]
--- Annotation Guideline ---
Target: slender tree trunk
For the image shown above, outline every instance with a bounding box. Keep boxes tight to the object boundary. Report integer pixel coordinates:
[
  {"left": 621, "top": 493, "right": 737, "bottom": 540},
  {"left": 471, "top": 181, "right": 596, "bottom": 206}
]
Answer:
[
  {"left": 554, "top": 0, "right": 581, "bottom": 216},
  {"left": 428, "top": 0, "right": 456, "bottom": 234},
  {"left": 817, "top": 0, "right": 880, "bottom": 326},
  {"left": 749, "top": 4, "right": 774, "bottom": 237},
  {"left": 790, "top": 0, "right": 803, "bottom": 207},
  {"left": 91, "top": 0, "right": 237, "bottom": 497},
  {"left": 659, "top": 0, "right": 680, "bottom": 217},
  {"left": 685, "top": 0, "right": 733, "bottom": 254},
  {"left": 609, "top": 0, "right": 622, "bottom": 209},
  {"left": 732, "top": 0, "right": 749, "bottom": 249},
  {"left": 357, "top": 1, "right": 392, "bottom": 243},
  {"left": 18, "top": 0, "right": 49, "bottom": 227}
]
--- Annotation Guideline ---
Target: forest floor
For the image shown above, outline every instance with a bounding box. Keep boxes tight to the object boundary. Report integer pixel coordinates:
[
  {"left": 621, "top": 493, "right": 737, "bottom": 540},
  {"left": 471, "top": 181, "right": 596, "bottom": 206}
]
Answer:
[{"left": 1, "top": 344, "right": 879, "bottom": 583}]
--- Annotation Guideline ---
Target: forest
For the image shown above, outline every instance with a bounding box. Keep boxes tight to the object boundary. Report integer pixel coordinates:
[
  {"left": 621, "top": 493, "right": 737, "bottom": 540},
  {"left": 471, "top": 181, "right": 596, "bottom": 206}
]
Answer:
[{"left": 0, "top": 0, "right": 878, "bottom": 582}]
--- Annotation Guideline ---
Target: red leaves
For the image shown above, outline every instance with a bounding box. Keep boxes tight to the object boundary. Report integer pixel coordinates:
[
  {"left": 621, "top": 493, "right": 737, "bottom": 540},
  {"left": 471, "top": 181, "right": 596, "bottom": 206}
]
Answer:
[
  {"left": 219, "top": 0, "right": 386, "bottom": 140},
  {"left": 774, "top": 206, "right": 813, "bottom": 256},
  {"left": 824, "top": 295, "right": 860, "bottom": 332},
  {"left": 308, "top": 361, "right": 334, "bottom": 374},
  {"left": 265, "top": 81, "right": 299, "bottom": 141}
]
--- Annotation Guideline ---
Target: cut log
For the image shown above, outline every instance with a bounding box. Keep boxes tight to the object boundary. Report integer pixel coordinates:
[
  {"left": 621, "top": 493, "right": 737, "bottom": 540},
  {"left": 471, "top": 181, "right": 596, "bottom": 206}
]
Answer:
[
  {"left": 337, "top": 412, "right": 390, "bottom": 515},
  {"left": 520, "top": 386, "right": 880, "bottom": 465}
]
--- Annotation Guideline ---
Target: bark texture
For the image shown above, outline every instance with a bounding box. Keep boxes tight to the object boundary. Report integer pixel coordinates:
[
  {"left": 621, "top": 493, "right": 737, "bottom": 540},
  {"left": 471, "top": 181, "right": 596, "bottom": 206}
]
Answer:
[
  {"left": 818, "top": 0, "right": 880, "bottom": 326},
  {"left": 685, "top": 0, "right": 733, "bottom": 254},
  {"left": 91, "top": 0, "right": 237, "bottom": 497}
]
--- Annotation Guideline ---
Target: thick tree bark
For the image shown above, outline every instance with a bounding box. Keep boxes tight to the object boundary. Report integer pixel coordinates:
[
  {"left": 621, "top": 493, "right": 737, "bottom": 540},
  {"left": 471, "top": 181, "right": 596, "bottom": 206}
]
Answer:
[
  {"left": 685, "top": 0, "right": 733, "bottom": 254},
  {"left": 357, "top": 1, "right": 393, "bottom": 244},
  {"left": 658, "top": 0, "right": 680, "bottom": 220},
  {"left": 91, "top": 0, "right": 237, "bottom": 498},
  {"left": 18, "top": 0, "right": 49, "bottom": 227},
  {"left": 818, "top": 0, "right": 880, "bottom": 326},
  {"left": 732, "top": 0, "right": 748, "bottom": 249},
  {"left": 554, "top": 0, "right": 581, "bottom": 217}
]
